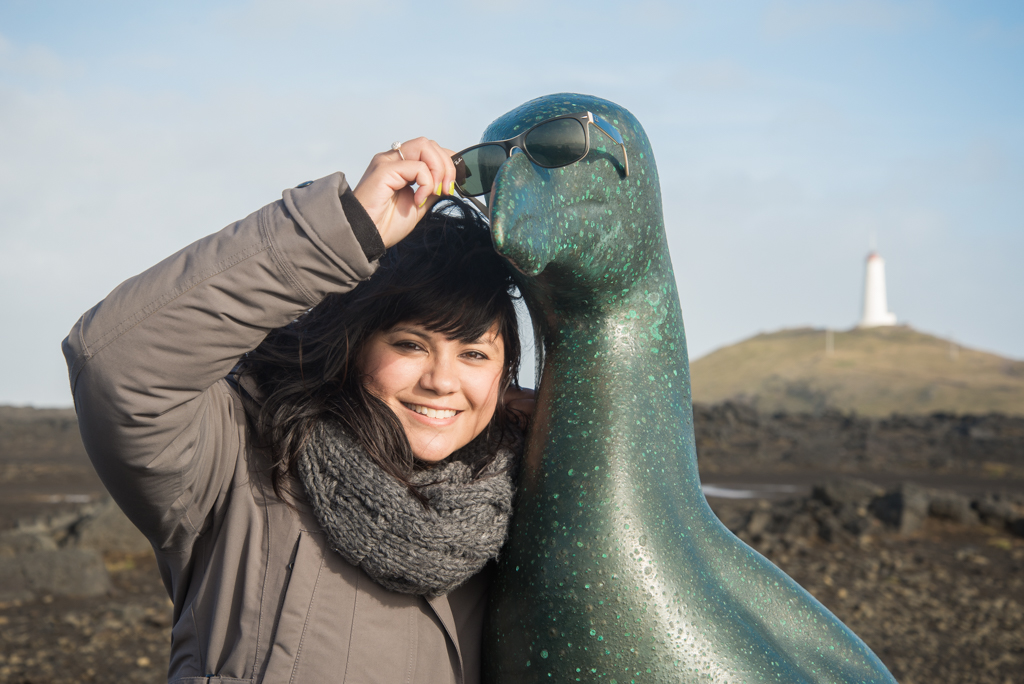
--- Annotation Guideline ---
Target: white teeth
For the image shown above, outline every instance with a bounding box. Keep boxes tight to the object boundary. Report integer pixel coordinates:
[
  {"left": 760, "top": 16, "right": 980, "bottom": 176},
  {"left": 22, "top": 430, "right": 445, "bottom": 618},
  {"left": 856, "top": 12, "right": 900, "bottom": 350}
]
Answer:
[{"left": 405, "top": 404, "right": 458, "bottom": 419}]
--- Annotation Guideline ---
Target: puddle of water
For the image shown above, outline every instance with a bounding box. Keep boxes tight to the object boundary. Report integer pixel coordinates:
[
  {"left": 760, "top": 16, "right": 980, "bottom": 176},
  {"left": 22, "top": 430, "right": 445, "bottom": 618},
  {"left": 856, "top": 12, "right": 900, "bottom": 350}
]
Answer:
[
  {"left": 702, "top": 485, "right": 758, "bottom": 499},
  {"left": 32, "top": 494, "right": 95, "bottom": 504},
  {"left": 702, "top": 484, "right": 803, "bottom": 500}
]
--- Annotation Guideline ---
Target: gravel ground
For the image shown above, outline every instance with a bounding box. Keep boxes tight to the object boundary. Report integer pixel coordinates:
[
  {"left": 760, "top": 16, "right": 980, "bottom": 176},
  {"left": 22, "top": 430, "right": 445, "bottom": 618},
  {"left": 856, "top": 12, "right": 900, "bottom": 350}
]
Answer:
[
  {"left": 1, "top": 505, "right": 1022, "bottom": 683},
  {"left": 712, "top": 499, "right": 1024, "bottom": 684},
  {"left": 3, "top": 405, "right": 1021, "bottom": 683},
  {"left": 0, "top": 552, "right": 171, "bottom": 684}
]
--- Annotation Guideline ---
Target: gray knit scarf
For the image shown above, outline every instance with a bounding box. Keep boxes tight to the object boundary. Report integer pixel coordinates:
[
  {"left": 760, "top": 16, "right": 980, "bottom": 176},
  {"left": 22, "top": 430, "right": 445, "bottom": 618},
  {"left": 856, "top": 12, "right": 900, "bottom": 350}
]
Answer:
[{"left": 297, "top": 420, "right": 520, "bottom": 597}]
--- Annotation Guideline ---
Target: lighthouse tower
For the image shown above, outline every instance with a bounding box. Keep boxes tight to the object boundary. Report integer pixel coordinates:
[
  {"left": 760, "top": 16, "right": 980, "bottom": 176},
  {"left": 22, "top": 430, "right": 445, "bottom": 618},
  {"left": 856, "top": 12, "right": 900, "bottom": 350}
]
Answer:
[{"left": 859, "top": 251, "right": 897, "bottom": 327}]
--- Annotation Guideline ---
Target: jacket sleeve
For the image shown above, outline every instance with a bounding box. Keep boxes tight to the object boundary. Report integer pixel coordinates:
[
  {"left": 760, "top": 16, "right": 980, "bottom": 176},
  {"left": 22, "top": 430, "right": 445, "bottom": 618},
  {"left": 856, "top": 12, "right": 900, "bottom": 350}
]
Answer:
[{"left": 62, "top": 172, "right": 377, "bottom": 552}]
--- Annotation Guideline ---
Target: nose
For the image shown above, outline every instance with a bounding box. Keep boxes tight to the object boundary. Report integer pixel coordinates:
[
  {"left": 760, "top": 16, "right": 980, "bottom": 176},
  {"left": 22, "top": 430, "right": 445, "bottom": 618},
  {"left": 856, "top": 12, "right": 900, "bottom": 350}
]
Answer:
[{"left": 420, "top": 354, "right": 459, "bottom": 395}]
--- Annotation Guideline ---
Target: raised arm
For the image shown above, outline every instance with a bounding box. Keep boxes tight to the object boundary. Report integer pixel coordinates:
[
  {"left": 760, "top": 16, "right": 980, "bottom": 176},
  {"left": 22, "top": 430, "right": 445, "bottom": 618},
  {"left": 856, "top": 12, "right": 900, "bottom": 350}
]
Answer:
[
  {"left": 62, "top": 139, "right": 458, "bottom": 552},
  {"left": 63, "top": 173, "right": 379, "bottom": 548}
]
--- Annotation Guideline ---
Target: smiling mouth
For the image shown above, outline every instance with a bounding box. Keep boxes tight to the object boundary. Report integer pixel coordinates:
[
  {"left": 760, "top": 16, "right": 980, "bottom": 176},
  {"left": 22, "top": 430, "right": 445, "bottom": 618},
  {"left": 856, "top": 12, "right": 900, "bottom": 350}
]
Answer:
[{"left": 403, "top": 403, "right": 460, "bottom": 419}]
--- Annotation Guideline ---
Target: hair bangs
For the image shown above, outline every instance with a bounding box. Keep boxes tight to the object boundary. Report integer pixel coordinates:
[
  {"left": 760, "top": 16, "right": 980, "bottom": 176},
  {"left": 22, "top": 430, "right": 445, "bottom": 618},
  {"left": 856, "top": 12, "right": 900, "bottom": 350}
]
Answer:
[
  {"left": 388, "top": 280, "right": 513, "bottom": 345},
  {"left": 363, "top": 201, "right": 519, "bottom": 346}
]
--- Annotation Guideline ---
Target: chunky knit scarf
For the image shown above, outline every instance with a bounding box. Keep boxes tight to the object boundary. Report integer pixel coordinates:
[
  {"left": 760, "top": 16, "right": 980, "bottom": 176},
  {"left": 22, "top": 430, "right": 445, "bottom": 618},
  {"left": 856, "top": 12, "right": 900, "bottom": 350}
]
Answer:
[{"left": 297, "top": 420, "right": 519, "bottom": 597}]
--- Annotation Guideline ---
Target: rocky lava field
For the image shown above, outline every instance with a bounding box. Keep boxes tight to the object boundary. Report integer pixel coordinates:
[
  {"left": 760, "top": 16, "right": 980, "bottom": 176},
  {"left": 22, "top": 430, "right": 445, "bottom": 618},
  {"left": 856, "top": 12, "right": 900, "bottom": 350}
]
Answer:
[{"left": 2, "top": 404, "right": 1023, "bottom": 683}]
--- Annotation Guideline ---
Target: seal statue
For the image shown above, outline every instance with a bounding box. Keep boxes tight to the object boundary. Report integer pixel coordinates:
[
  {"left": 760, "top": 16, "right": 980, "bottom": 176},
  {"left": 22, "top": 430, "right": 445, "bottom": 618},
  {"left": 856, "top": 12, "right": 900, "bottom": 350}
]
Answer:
[{"left": 480, "top": 94, "right": 896, "bottom": 684}]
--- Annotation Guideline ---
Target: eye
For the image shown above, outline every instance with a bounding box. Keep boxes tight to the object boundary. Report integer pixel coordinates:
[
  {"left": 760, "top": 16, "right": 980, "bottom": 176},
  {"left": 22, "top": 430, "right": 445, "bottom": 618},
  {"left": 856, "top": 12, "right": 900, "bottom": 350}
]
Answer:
[
  {"left": 393, "top": 340, "right": 425, "bottom": 352},
  {"left": 460, "top": 350, "right": 489, "bottom": 361}
]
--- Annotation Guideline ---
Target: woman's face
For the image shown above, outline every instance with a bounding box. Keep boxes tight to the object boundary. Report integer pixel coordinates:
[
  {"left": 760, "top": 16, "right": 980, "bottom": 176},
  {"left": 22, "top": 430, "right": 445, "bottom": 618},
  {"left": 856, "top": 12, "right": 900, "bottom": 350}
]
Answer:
[{"left": 360, "top": 322, "right": 505, "bottom": 462}]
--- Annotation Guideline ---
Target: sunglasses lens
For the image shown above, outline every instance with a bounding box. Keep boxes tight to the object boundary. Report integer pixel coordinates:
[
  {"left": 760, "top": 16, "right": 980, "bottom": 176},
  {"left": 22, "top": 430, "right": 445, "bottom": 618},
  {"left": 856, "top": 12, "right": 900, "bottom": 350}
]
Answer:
[
  {"left": 457, "top": 144, "right": 507, "bottom": 197},
  {"left": 524, "top": 118, "right": 587, "bottom": 167}
]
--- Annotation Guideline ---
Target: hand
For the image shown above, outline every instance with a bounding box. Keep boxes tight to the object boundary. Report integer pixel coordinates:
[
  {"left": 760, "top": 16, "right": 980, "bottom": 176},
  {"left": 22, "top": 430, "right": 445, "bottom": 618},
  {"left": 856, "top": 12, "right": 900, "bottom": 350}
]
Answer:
[
  {"left": 351, "top": 137, "right": 457, "bottom": 249},
  {"left": 505, "top": 386, "right": 536, "bottom": 430}
]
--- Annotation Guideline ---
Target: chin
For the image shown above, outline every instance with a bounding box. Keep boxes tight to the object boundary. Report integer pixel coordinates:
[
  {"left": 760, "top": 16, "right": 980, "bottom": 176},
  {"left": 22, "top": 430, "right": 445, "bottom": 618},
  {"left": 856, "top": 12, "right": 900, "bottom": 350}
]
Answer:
[
  {"left": 413, "top": 449, "right": 455, "bottom": 463},
  {"left": 410, "top": 439, "right": 460, "bottom": 463}
]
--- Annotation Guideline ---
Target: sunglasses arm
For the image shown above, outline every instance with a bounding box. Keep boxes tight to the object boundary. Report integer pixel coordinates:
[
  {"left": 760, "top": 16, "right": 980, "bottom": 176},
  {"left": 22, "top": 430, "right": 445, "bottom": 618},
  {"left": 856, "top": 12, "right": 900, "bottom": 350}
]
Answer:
[
  {"left": 617, "top": 140, "right": 630, "bottom": 177},
  {"left": 458, "top": 191, "right": 489, "bottom": 216},
  {"left": 588, "top": 116, "right": 630, "bottom": 178}
]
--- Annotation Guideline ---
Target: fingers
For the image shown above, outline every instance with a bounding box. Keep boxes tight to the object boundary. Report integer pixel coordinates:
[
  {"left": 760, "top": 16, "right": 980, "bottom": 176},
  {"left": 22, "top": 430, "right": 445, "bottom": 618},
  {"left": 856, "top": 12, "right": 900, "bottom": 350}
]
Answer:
[
  {"left": 396, "top": 137, "right": 457, "bottom": 201},
  {"left": 355, "top": 138, "right": 456, "bottom": 212},
  {"left": 384, "top": 158, "right": 437, "bottom": 208},
  {"left": 351, "top": 137, "right": 459, "bottom": 250}
]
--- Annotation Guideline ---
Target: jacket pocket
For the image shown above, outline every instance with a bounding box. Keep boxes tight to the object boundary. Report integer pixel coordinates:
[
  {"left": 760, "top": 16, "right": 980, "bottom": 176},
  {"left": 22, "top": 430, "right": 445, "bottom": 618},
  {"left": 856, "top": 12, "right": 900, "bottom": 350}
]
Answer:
[{"left": 259, "top": 531, "right": 325, "bottom": 683}]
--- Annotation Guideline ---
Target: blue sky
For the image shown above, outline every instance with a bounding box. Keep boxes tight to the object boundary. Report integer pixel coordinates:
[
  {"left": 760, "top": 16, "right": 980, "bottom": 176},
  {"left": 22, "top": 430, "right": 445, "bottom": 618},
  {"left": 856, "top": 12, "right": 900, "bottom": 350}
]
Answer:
[{"left": 1, "top": 0, "right": 1022, "bottom": 406}]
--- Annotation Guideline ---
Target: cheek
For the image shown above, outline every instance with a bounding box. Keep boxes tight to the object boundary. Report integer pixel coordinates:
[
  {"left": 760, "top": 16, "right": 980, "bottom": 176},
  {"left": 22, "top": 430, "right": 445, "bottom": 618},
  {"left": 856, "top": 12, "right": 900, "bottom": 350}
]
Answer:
[
  {"left": 469, "top": 367, "right": 504, "bottom": 415},
  {"left": 360, "top": 351, "right": 413, "bottom": 399}
]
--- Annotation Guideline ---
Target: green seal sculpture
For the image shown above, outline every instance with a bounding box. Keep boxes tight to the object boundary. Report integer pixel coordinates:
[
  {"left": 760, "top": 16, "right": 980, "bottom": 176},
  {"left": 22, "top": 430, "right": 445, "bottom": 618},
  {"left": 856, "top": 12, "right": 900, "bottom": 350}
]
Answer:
[{"left": 481, "top": 94, "right": 896, "bottom": 683}]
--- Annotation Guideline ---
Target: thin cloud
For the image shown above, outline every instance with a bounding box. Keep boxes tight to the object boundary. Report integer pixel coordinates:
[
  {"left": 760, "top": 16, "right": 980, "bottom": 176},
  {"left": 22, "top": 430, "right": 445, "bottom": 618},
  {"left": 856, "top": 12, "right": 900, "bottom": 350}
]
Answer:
[
  {"left": 673, "top": 60, "right": 750, "bottom": 92},
  {"left": 218, "top": 0, "right": 404, "bottom": 36},
  {"left": 0, "top": 33, "right": 77, "bottom": 81},
  {"left": 762, "top": 0, "right": 935, "bottom": 39}
]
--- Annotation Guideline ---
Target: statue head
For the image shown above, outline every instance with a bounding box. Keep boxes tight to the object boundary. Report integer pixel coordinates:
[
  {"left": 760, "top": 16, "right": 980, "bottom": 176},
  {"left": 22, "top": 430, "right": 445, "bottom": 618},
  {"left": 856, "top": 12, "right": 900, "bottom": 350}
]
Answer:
[{"left": 480, "top": 93, "right": 665, "bottom": 299}]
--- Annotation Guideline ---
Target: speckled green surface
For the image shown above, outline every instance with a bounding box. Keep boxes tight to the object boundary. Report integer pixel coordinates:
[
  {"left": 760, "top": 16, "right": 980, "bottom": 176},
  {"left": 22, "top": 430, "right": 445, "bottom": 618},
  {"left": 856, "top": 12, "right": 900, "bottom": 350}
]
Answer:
[{"left": 481, "top": 94, "right": 897, "bottom": 684}]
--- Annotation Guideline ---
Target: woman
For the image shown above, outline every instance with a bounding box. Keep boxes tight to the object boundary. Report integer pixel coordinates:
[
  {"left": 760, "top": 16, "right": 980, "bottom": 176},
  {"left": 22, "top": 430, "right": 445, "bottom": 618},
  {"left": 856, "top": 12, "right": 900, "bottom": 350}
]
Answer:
[{"left": 63, "top": 138, "right": 530, "bottom": 683}]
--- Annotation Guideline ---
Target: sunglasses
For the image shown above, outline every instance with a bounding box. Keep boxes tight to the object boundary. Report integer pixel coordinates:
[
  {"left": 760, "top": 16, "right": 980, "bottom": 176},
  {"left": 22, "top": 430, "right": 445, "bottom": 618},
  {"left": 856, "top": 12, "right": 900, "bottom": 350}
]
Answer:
[{"left": 452, "top": 111, "right": 630, "bottom": 213}]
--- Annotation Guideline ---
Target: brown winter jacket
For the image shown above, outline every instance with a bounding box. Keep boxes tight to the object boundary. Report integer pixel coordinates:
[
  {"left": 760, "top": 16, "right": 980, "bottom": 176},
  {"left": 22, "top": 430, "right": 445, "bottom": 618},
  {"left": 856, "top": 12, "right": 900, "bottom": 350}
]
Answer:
[{"left": 63, "top": 172, "right": 489, "bottom": 684}]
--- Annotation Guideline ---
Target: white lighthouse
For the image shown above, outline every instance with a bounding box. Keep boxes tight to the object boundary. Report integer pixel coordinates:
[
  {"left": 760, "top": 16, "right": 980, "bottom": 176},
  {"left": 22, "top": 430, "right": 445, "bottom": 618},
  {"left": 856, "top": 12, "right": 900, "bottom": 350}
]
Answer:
[{"left": 858, "top": 251, "right": 897, "bottom": 327}]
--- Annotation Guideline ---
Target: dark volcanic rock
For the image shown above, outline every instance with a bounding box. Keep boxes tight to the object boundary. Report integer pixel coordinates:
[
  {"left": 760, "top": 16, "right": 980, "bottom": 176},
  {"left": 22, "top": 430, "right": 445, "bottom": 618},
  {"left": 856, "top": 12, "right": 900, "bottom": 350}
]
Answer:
[
  {"left": 973, "top": 492, "right": 1024, "bottom": 532},
  {"left": 0, "top": 496, "right": 150, "bottom": 601},
  {"left": 869, "top": 483, "right": 930, "bottom": 534},
  {"left": 694, "top": 402, "right": 1024, "bottom": 477},
  {"left": 0, "top": 548, "right": 111, "bottom": 601},
  {"left": 812, "top": 477, "right": 885, "bottom": 507},
  {"left": 928, "top": 490, "right": 979, "bottom": 525},
  {"left": 0, "top": 529, "right": 57, "bottom": 555},
  {"left": 74, "top": 498, "right": 151, "bottom": 554},
  {"left": 722, "top": 478, "right": 1024, "bottom": 546}
]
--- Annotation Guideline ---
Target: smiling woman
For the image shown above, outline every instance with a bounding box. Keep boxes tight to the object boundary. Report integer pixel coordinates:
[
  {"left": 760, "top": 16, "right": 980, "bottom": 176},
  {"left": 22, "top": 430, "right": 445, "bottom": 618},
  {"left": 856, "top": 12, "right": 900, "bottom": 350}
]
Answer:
[
  {"left": 238, "top": 192, "right": 525, "bottom": 501},
  {"left": 63, "top": 137, "right": 531, "bottom": 683},
  {"left": 361, "top": 323, "right": 506, "bottom": 462}
]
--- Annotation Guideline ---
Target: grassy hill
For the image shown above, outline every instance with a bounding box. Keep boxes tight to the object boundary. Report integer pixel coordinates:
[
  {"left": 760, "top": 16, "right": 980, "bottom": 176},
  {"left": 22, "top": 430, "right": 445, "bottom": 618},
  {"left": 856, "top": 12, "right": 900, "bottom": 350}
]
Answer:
[
  {"left": 0, "top": 406, "right": 85, "bottom": 462},
  {"left": 689, "top": 326, "right": 1024, "bottom": 417}
]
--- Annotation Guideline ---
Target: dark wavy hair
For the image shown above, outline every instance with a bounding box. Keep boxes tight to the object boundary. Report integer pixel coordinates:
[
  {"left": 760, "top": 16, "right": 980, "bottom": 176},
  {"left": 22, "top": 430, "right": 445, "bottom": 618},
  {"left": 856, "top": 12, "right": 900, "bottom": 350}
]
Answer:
[{"left": 236, "top": 199, "right": 521, "bottom": 501}]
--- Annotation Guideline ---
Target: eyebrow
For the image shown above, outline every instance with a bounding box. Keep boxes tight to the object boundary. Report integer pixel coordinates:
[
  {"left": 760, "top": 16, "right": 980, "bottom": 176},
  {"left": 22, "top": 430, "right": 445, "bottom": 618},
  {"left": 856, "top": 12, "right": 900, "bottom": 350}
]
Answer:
[
  {"left": 390, "top": 326, "right": 431, "bottom": 339},
  {"left": 389, "top": 326, "right": 501, "bottom": 348}
]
